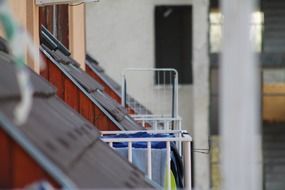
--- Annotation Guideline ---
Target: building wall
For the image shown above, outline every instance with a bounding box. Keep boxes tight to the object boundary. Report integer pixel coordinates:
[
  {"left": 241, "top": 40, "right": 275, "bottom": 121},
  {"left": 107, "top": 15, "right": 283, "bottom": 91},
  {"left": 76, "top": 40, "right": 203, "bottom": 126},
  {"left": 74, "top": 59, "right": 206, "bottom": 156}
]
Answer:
[
  {"left": 3, "top": 1, "right": 86, "bottom": 72},
  {"left": 86, "top": 0, "right": 193, "bottom": 132},
  {"left": 4, "top": 0, "right": 40, "bottom": 72},
  {"left": 69, "top": 4, "right": 86, "bottom": 69}
]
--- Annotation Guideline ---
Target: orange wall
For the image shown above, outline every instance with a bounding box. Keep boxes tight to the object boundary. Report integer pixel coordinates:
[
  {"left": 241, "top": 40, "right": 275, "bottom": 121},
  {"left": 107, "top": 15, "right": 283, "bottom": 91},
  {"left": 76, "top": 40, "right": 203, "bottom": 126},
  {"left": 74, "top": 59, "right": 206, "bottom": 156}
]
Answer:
[
  {"left": 4, "top": 0, "right": 40, "bottom": 73},
  {"left": 263, "top": 84, "right": 285, "bottom": 122},
  {"left": 5, "top": 0, "right": 86, "bottom": 72}
]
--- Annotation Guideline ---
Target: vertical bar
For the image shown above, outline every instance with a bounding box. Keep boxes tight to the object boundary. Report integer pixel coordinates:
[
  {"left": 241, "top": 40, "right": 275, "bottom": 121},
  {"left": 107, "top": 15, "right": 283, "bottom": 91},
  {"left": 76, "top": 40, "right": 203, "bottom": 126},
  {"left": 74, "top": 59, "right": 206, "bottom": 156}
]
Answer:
[
  {"left": 171, "top": 72, "right": 176, "bottom": 121},
  {"left": 121, "top": 74, "right": 125, "bottom": 106},
  {"left": 147, "top": 141, "right": 152, "bottom": 179},
  {"left": 221, "top": 0, "right": 260, "bottom": 190},
  {"left": 131, "top": 96, "right": 135, "bottom": 113},
  {"left": 108, "top": 142, "right": 113, "bottom": 148},
  {"left": 163, "top": 70, "right": 166, "bottom": 115},
  {"left": 52, "top": 5, "right": 57, "bottom": 37},
  {"left": 154, "top": 120, "right": 158, "bottom": 130},
  {"left": 142, "top": 120, "right": 145, "bottom": 128},
  {"left": 173, "top": 71, "right": 179, "bottom": 130},
  {"left": 166, "top": 141, "right": 171, "bottom": 190},
  {"left": 170, "top": 71, "right": 173, "bottom": 117},
  {"left": 163, "top": 70, "right": 166, "bottom": 85},
  {"left": 178, "top": 120, "right": 182, "bottom": 155},
  {"left": 128, "top": 141, "right": 132, "bottom": 163},
  {"left": 158, "top": 70, "right": 160, "bottom": 86},
  {"left": 158, "top": 70, "right": 160, "bottom": 114},
  {"left": 124, "top": 77, "right": 127, "bottom": 108},
  {"left": 164, "top": 120, "right": 169, "bottom": 130},
  {"left": 192, "top": 1, "right": 210, "bottom": 188},
  {"left": 175, "top": 71, "right": 179, "bottom": 117},
  {"left": 183, "top": 141, "right": 192, "bottom": 190}
]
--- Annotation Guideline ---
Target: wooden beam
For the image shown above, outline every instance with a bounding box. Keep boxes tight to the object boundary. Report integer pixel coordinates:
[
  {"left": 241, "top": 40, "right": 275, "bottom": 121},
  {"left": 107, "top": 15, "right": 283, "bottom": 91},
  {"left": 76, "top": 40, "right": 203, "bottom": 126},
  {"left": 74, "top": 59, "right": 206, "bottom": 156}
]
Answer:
[
  {"left": 68, "top": 4, "right": 86, "bottom": 70},
  {"left": 2, "top": 0, "right": 40, "bottom": 73},
  {"left": 26, "top": 0, "right": 40, "bottom": 73}
]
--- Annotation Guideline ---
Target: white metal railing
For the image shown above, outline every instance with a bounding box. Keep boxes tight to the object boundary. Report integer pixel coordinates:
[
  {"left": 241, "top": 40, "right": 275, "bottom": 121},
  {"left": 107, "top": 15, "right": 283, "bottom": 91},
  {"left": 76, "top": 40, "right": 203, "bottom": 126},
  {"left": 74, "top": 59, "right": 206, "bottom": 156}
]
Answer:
[
  {"left": 132, "top": 115, "right": 182, "bottom": 130},
  {"left": 121, "top": 68, "right": 179, "bottom": 117},
  {"left": 132, "top": 115, "right": 183, "bottom": 154},
  {"left": 121, "top": 68, "right": 180, "bottom": 132},
  {"left": 101, "top": 130, "right": 192, "bottom": 190}
]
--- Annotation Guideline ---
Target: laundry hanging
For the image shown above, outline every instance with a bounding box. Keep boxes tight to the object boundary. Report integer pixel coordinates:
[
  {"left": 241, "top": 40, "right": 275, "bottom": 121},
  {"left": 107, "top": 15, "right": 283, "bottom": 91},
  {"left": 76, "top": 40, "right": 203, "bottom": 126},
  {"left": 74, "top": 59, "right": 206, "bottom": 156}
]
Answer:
[{"left": 102, "top": 132, "right": 184, "bottom": 188}]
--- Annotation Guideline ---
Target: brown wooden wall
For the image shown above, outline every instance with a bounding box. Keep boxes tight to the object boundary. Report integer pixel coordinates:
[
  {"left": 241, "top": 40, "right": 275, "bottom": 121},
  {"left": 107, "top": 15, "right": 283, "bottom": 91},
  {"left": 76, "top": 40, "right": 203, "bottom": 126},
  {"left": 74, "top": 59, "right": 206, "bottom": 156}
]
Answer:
[
  {"left": 0, "top": 129, "right": 58, "bottom": 189},
  {"left": 86, "top": 66, "right": 121, "bottom": 103},
  {"left": 41, "top": 57, "right": 118, "bottom": 131}
]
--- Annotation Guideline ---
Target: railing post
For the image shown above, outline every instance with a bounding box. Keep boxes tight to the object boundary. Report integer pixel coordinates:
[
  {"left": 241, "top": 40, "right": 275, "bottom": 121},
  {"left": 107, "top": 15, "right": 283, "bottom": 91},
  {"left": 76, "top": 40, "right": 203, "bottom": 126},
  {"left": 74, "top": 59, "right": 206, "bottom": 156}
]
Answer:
[
  {"left": 183, "top": 141, "right": 192, "bottom": 190},
  {"left": 128, "top": 141, "right": 132, "bottom": 163},
  {"left": 147, "top": 141, "right": 152, "bottom": 179},
  {"left": 178, "top": 119, "right": 182, "bottom": 155},
  {"left": 171, "top": 71, "right": 179, "bottom": 130},
  {"left": 166, "top": 141, "right": 171, "bottom": 190},
  {"left": 121, "top": 74, "right": 126, "bottom": 107},
  {"left": 154, "top": 121, "right": 158, "bottom": 130}
]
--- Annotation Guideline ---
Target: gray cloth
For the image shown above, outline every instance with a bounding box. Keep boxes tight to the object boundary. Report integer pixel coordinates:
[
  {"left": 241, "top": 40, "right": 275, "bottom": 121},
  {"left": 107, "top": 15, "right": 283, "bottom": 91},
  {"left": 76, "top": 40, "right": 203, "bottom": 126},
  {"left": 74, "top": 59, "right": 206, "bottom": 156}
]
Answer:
[{"left": 115, "top": 147, "right": 167, "bottom": 187}]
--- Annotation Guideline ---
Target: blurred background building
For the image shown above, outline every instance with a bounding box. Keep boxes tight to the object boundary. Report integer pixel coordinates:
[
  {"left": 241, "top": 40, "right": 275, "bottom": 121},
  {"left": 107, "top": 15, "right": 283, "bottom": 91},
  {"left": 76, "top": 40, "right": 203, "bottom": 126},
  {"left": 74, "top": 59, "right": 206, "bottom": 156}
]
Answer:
[
  {"left": 86, "top": 0, "right": 285, "bottom": 189},
  {"left": 1, "top": 0, "right": 285, "bottom": 189}
]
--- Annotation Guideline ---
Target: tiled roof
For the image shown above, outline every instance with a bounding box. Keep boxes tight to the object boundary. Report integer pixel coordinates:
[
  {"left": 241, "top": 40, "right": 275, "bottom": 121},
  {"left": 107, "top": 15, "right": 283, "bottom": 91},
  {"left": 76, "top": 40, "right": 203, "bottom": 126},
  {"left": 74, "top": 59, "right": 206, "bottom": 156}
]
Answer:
[
  {"left": 0, "top": 53, "right": 156, "bottom": 189},
  {"left": 61, "top": 63, "right": 103, "bottom": 93},
  {"left": 0, "top": 52, "right": 56, "bottom": 100},
  {"left": 86, "top": 54, "right": 152, "bottom": 115},
  {"left": 40, "top": 26, "right": 143, "bottom": 131}
]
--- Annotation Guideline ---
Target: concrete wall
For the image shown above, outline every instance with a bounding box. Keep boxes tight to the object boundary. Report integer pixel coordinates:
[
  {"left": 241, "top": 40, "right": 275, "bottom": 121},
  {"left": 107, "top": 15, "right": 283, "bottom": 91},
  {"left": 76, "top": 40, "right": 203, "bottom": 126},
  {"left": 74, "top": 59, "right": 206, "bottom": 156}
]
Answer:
[
  {"left": 86, "top": 0, "right": 193, "bottom": 132},
  {"left": 192, "top": 0, "right": 210, "bottom": 189},
  {"left": 86, "top": 0, "right": 211, "bottom": 189}
]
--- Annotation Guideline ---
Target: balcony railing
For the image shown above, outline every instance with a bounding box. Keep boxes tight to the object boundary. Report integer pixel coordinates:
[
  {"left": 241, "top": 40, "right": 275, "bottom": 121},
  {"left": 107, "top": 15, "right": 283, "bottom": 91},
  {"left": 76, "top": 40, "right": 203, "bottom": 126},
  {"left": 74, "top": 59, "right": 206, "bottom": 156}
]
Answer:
[{"left": 101, "top": 130, "right": 192, "bottom": 190}]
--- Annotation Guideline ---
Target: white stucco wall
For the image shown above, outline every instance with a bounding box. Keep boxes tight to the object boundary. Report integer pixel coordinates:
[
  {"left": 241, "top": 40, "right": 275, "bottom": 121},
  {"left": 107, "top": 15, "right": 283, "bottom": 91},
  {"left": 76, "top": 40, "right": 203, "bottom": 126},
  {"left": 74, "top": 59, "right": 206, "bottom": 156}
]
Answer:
[
  {"left": 86, "top": 0, "right": 193, "bottom": 132},
  {"left": 86, "top": 1, "right": 210, "bottom": 189},
  {"left": 192, "top": 0, "right": 210, "bottom": 189}
]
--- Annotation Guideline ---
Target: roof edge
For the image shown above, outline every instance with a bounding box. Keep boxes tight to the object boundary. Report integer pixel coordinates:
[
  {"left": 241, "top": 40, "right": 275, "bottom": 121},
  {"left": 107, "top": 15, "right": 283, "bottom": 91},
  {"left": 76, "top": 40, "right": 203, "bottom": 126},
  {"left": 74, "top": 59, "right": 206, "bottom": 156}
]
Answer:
[
  {"left": 40, "top": 47, "right": 126, "bottom": 131},
  {"left": 0, "top": 113, "right": 77, "bottom": 189}
]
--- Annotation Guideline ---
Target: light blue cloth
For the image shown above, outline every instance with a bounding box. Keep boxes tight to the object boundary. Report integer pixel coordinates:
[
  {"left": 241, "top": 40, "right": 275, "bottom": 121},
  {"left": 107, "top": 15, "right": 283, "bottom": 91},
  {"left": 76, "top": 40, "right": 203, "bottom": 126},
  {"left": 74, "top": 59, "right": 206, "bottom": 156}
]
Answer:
[{"left": 115, "top": 147, "right": 167, "bottom": 187}]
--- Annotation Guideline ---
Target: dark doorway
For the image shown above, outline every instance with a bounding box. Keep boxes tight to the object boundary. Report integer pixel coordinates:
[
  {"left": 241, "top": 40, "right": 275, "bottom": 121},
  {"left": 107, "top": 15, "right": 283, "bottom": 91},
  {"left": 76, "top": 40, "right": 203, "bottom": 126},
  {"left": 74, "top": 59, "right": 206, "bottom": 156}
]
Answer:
[{"left": 155, "top": 5, "right": 193, "bottom": 84}]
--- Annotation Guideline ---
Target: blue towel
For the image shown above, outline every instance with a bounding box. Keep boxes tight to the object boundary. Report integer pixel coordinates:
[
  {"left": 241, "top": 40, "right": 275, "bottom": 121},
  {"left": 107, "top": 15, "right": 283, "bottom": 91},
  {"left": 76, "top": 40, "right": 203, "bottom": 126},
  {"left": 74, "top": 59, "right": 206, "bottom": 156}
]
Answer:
[
  {"left": 101, "top": 132, "right": 176, "bottom": 187},
  {"left": 115, "top": 147, "right": 167, "bottom": 187}
]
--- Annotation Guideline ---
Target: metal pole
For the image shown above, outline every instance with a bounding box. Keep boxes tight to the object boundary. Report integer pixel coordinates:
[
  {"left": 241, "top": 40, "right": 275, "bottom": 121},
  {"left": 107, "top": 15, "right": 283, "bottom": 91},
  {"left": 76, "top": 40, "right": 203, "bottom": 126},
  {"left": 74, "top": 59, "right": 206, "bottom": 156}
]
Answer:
[
  {"left": 166, "top": 141, "right": 171, "bottom": 190},
  {"left": 221, "top": 0, "right": 261, "bottom": 190},
  {"left": 52, "top": 5, "right": 57, "bottom": 37},
  {"left": 171, "top": 72, "right": 178, "bottom": 130},
  {"left": 128, "top": 141, "right": 132, "bottom": 163},
  {"left": 147, "top": 141, "right": 152, "bottom": 179},
  {"left": 183, "top": 141, "right": 192, "bottom": 190},
  {"left": 192, "top": 0, "right": 210, "bottom": 188},
  {"left": 121, "top": 74, "right": 126, "bottom": 107}
]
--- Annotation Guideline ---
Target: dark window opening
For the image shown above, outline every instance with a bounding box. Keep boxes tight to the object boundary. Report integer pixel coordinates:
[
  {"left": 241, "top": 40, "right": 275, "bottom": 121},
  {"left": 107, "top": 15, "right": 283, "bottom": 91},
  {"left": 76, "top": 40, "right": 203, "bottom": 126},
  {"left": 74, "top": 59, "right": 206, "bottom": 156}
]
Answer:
[
  {"left": 155, "top": 5, "right": 193, "bottom": 84},
  {"left": 39, "top": 5, "right": 69, "bottom": 48}
]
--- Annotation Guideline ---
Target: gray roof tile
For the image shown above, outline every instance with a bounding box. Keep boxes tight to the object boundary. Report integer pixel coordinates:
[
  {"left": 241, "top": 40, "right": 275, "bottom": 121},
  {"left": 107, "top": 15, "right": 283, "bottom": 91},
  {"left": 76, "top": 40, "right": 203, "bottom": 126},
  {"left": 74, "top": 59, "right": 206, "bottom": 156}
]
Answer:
[{"left": 0, "top": 52, "right": 155, "bottom": 189}]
